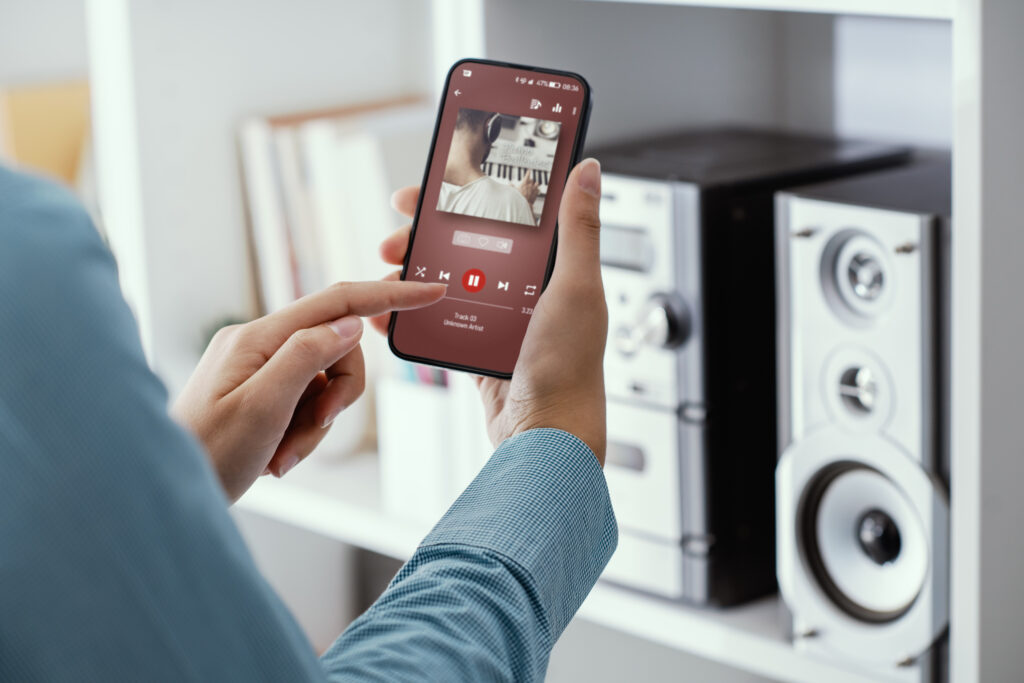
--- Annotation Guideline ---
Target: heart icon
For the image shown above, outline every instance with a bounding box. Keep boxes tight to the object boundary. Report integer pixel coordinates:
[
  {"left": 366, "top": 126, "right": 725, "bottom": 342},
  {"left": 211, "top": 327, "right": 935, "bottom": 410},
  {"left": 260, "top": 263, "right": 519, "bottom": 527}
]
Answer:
[{"left": 478, "top": 237, "right": 490, "bottom": 247}]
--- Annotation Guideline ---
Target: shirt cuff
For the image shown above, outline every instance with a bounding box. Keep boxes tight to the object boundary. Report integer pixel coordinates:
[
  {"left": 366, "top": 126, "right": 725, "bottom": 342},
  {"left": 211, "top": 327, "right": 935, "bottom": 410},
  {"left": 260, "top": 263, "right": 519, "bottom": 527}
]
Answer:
[{"left": 420, "top": 428, "right": 618, "bottom": 639}]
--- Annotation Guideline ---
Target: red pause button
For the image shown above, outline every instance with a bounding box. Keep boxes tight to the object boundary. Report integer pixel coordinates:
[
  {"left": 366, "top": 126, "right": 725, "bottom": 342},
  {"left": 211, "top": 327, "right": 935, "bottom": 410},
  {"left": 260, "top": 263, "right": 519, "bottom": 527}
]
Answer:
[{"left": 462, "top": 268, "right": 486, "bottom": 293}]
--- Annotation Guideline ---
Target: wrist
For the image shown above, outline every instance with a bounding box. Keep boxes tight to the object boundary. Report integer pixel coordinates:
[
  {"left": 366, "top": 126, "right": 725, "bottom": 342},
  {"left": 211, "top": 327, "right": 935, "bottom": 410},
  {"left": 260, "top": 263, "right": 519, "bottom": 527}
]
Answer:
[{"left": 509, "top": 409, "right": 606, "bottom": 467}]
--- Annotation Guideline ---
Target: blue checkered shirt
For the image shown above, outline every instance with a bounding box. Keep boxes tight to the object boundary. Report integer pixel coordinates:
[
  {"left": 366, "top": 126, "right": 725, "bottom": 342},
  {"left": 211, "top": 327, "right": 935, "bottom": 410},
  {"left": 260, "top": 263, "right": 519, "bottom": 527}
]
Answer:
[{"left": 0, "top": 166, "right": 618, "bottom": 682}]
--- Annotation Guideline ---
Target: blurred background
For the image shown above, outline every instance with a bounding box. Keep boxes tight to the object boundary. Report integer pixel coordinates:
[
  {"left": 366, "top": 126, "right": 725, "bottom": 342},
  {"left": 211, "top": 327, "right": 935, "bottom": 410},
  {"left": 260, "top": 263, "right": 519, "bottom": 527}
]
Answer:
[{"left": 2, "top": 1, "right": 957, "bottom": 681}]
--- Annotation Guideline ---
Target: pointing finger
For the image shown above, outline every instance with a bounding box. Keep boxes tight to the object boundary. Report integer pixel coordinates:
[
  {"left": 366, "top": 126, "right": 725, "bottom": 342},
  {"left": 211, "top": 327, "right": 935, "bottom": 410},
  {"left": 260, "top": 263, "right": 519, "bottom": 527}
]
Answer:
[{"left": 254, "top": 280, "right": 445, "bottom": 349}]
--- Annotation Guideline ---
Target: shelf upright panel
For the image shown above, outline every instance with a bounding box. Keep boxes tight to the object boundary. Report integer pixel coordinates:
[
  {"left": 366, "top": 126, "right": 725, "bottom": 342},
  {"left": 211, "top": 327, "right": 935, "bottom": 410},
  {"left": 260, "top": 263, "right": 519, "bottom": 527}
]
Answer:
[
  {"left": 85, "top": 0, "right": 154, "bottom": 360},
  {"left": 430, "top": 0, "right": 486, "bottom": 95},
  {"left": 950, "top": 0, "right": 1024, "bottom": 681}
]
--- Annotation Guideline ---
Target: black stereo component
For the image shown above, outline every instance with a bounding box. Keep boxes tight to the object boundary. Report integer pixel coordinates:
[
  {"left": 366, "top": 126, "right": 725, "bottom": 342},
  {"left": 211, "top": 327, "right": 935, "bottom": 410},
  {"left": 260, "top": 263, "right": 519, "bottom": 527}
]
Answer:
[{"left": 590, "top": 128, "right": 910, "bottom": 606}]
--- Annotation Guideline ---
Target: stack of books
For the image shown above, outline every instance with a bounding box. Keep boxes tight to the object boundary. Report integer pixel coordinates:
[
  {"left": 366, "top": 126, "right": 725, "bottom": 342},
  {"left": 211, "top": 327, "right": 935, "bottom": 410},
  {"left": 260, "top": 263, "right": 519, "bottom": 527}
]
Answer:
[{"left": 238, "top": 95, "right": 434, "bottom": 314}]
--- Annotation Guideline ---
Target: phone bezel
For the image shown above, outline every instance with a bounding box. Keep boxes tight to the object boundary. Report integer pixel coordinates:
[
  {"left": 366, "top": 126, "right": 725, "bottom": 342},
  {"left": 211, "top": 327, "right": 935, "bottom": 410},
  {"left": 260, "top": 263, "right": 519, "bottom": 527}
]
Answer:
[{"left": 387, "top": 57, "right": 593, "bottom": 379}]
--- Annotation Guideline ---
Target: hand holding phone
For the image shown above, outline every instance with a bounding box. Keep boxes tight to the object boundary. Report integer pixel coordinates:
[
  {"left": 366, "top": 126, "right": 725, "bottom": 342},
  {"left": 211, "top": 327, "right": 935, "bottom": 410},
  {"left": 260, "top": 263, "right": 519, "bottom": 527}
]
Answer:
[
  {"left": 388, "top": 59, "right": 592, "bottom": 378},
  {"left": 374, "top": 159, "right": 608, "bottom": 462}
]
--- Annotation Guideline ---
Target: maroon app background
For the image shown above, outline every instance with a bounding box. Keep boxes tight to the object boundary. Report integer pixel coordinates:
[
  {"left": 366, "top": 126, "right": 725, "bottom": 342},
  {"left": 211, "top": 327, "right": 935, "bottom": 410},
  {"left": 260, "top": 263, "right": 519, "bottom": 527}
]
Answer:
[{"left": 391, "top": 62, "right": 587, "bottom": 375}]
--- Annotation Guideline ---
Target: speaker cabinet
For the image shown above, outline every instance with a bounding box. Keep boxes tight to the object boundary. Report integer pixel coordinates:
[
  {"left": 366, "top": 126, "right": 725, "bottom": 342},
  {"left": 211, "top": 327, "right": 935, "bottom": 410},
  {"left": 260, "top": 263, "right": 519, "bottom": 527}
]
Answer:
[{"left": 775, "top": 160, "right": 951, "bottom": 681}]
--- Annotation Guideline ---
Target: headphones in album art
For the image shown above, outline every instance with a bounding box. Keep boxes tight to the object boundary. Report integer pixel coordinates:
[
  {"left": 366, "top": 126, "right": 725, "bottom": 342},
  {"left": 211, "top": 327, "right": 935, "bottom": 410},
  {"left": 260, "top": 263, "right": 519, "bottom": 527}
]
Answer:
[{"left": 484, "top": 113, "right": 503, "bottom": 144}]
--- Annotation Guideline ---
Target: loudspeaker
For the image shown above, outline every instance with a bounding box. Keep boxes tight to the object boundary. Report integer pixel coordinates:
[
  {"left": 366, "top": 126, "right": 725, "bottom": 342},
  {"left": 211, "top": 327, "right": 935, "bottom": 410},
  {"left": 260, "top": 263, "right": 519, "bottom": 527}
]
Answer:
[{"left": 775, "top": 159, "right": 951, "bottom": 681}]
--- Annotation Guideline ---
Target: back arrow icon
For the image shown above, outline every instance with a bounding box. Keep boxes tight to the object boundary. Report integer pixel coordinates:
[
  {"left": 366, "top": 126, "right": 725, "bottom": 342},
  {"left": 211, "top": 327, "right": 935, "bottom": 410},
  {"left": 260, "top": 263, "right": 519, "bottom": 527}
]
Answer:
[{"left": 454, "top": 89, "right": 462, "bottom": 96}]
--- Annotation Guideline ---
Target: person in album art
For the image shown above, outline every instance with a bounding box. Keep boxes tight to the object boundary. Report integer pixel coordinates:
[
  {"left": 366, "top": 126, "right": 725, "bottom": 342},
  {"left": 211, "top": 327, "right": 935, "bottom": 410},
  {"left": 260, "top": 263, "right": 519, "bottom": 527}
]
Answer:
[{"left": 438, "top": 108, "right": 540, "bottom": 226}]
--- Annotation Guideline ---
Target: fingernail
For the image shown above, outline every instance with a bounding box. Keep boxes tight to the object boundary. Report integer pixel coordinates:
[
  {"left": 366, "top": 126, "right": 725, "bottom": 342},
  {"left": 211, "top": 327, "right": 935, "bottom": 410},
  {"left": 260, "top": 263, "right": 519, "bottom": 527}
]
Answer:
[
  {"left": 322, "top": 409, "right": 341, "bottom": 429},
  {"left": 277, "top": 455, "right": 300, "bottom": 477},
  {"left": 577, "top": 158, "right": 601, "bottom": 198},
  {"left": 327, "top": 316, "right": 362, "bottom": 339}
]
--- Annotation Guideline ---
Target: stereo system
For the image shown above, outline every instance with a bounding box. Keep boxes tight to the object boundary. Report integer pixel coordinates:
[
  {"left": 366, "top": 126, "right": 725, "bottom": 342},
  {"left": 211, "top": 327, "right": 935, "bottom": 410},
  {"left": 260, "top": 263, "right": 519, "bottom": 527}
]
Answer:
[
  {"left": 775, "top": 160, "right": 951, "bottom": 682},
  {"left": 588, "top": 129, "right": 911, "bottom": 606}
]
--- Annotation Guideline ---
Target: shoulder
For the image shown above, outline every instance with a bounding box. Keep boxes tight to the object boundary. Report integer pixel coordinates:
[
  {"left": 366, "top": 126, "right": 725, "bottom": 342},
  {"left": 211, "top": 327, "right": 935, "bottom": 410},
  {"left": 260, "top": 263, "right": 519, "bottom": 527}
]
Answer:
[
  {"left": 480, "top": 176, "right": 514, "bottom": 197},
  {"left": 487, "top": 179, "right": 534, "bottom": 223},
  {"left": 0, "top": 165, "right": 94, "bottom": 231},
  {"left": 0, "top": 165, "right": 109, "bottom": 279},
  {"left": 482, "top": 177, "right": 525, "bottom": 204},
  {"left": 0, "top": 166, "right": 120, "bottom": 335}
]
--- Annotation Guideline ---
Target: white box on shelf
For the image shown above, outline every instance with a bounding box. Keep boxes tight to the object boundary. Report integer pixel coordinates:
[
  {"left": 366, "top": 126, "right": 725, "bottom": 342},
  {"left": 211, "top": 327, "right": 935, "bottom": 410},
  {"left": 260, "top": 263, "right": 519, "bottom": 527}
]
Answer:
[
  {"left": 447, "top": 371, "right": 494, "bottom": 490},
  {"left": 377, "top": 372, "right": 494, "bottom": 526},
  {"left": 377, "top": 377, "right": 456, "bottom": 524}
]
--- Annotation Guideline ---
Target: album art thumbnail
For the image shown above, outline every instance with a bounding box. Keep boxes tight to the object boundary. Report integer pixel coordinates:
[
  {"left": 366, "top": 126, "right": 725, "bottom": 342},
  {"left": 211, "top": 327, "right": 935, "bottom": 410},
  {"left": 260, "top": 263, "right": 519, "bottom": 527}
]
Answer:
[{"left": 437, "top": 107, "right": 561, "bottom": 227}]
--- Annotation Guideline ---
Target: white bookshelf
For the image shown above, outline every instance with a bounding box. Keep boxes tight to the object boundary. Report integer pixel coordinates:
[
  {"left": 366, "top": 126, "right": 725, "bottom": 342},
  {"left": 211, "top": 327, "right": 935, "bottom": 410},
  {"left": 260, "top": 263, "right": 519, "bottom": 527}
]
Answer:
[{"left": 74, "top": 0, "right": 1024, "bottom": 681}]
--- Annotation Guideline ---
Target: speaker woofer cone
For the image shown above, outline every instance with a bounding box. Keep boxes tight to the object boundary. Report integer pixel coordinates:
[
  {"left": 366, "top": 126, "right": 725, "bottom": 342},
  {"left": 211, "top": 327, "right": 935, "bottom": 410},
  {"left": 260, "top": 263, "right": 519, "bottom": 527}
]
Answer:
[{"left": 799, "top": 462, "right": 928, "bottom": 624}]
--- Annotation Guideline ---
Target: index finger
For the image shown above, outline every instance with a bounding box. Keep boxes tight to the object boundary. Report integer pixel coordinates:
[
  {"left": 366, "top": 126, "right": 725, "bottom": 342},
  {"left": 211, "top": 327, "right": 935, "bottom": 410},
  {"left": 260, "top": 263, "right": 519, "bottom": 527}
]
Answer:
[{"left": 255, "top": 281, "right": 446, "bottom": 348}]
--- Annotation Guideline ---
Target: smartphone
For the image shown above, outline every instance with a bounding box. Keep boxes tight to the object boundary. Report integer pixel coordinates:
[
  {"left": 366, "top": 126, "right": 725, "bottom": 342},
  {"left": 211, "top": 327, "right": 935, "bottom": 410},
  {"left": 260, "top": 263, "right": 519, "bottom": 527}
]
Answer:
[{"left": 388, "top": 58, "right": 592, "bottom": 378}]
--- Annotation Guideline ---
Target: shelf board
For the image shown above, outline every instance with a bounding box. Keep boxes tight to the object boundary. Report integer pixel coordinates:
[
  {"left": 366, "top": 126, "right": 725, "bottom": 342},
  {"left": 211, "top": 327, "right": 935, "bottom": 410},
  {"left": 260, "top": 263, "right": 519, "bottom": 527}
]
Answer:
[
  {"left": 578, "top": 586, "right": 876, "bottom": 683},
  {"left": 238, "top": 451, "right": 430, "bottom": 560},
  {"left": 237, "top": 451, "right": 877, "bottom": 683},
  {"left": 580, "top": 0, "right": 953, "bottom": 20}
]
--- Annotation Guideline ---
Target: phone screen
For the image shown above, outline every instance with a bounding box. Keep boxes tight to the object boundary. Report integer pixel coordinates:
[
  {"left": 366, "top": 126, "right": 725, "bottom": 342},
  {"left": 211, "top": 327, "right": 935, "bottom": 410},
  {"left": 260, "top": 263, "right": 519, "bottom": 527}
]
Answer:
[{"left": 389, "top": 59, "right": 591, "bottom": 377}]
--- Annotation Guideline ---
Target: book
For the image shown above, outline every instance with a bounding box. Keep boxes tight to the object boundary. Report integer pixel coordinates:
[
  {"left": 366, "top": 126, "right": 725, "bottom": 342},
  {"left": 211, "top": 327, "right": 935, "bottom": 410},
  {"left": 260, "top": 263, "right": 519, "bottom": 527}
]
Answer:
[
  {"left": 238, "top": 117, "right": 301, "bottom": 314},
  {"left": 0, "top": 79, "right": 90, "bottom": 185},
  {"left": 238, "top": 95, "right": 430, "bottom": 313}
]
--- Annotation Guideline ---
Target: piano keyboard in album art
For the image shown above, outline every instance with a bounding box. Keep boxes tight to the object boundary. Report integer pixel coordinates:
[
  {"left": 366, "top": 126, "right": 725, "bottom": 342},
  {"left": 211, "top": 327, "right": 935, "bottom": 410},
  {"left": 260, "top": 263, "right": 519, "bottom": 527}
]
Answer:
[
  {"left": 482, "top": 162, "right": 550, "bottom": 187},
  {"left": 481, "top": 142, "right": 555, "bottom": 220}
]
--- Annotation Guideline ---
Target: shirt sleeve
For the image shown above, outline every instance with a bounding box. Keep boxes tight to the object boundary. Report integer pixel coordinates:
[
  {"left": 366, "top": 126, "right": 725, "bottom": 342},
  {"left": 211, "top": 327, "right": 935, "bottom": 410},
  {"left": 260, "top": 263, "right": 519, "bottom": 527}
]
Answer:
[
  {"left": 322, "top": 429, "right": 618, "bottom": 683},
  {"left": 0, "top": 168, "right": 326, "bottom": 682}
]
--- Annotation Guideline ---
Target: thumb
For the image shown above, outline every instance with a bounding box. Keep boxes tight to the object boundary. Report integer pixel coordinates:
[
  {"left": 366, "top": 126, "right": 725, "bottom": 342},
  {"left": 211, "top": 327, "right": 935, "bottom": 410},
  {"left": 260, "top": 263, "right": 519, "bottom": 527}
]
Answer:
[
  {"left": 245, "top": 316, "right": 364, "bottom": 414},
  {"left": 549, "top": 158, "right": 602, "bottom": 289}
]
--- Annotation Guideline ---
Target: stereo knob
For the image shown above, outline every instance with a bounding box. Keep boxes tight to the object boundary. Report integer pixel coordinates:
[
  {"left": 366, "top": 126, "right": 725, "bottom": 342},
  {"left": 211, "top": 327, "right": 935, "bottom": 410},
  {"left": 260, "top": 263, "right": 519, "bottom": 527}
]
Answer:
[{"left": 615, "top": 293, "right": 690, "bottom": 356}]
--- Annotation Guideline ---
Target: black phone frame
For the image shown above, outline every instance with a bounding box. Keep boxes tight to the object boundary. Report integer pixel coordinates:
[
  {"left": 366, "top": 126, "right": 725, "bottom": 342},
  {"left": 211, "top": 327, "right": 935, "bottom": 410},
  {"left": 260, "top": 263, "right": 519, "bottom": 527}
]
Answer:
[{"left": 387, "top": 57, "right": 593, "bottom": 379}]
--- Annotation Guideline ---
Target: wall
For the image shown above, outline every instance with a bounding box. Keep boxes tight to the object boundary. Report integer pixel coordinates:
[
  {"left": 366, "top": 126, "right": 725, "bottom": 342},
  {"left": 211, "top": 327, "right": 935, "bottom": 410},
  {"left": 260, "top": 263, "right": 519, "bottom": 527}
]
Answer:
[
  {"left": 483, "top": 2, "right": 952, "bottom": 149},
  {"left": 484, "top": 1, "right": 788, "bottom": 145},
  {"left": 0, "top": 0, "right": 88, "bottom": 84},
  {"left": 833, "top": 15, "right": 952, "bottom": 146}
]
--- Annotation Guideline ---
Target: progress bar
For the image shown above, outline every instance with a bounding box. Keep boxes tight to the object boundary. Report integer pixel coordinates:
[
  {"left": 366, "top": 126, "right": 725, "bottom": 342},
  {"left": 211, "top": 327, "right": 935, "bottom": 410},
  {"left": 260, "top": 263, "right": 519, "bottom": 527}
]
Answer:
[{"left": 444, "top": 296, "right": 515, "bottom": 311}]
